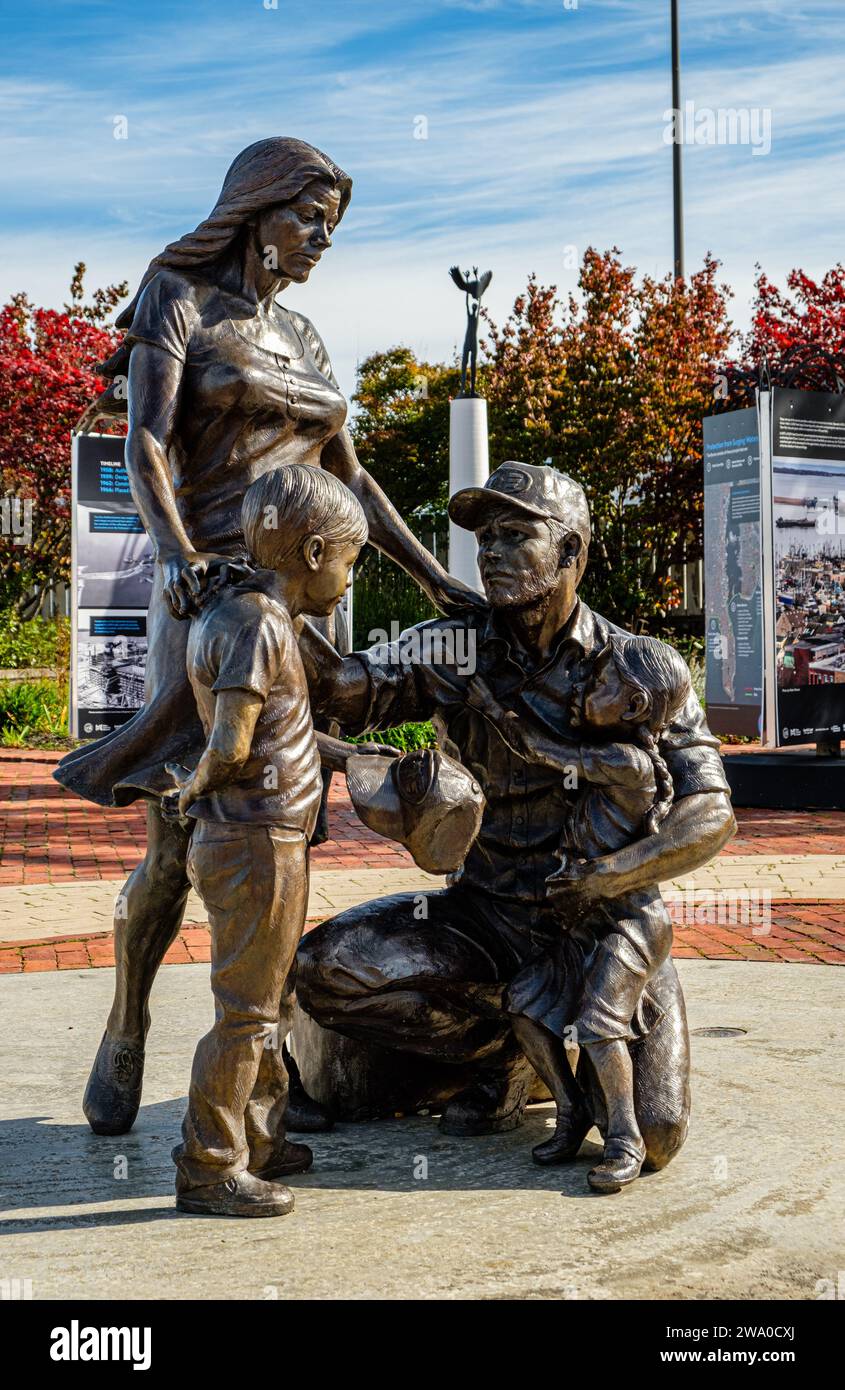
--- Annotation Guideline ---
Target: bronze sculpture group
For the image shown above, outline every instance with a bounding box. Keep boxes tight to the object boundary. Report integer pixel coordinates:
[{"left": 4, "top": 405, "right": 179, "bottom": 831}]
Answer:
[{"left": 55, "top": 138, "right": 735, "bottom": 1216}]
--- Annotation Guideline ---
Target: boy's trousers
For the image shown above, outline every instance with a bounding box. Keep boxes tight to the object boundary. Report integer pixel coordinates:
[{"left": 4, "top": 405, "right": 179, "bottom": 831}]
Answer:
[{"left": 173, "top": 818, "right": 308, "bottom": 1191}]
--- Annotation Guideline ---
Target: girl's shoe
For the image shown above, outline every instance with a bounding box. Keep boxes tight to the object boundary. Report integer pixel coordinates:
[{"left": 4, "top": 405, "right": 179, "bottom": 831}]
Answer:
[
  {"left": 532, "top": 1106, "right": 592, "bottom": 1165},
  {"left": 587, "top": 1136, "right": 646, "bottom": 1193}
]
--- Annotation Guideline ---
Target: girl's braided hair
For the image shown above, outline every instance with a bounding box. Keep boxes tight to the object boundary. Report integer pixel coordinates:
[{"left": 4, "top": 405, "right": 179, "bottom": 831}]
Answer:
[{"left": 604, "top": 635, "right": 693, "bottom": 836}]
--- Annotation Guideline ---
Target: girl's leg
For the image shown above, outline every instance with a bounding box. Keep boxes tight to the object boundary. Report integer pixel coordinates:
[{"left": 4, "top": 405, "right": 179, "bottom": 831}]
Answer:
[
  {"left": 582, "top": 1038, "right": 646, "bottom": 1192},
  {"left": 511, "top": 1016, "right": 592, "bottom": 1165}
]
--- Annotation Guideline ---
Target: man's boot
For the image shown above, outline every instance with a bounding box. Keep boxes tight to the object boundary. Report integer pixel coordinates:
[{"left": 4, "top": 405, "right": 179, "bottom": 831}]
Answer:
[{"left": 439, "top": 1056, "right": 532, "bottom": 1136}]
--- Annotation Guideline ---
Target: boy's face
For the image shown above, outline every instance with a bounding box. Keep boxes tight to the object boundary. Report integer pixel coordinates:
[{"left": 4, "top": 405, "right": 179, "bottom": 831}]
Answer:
[{"left": 303, "top": 538, "right": 360, "bottom": 616}]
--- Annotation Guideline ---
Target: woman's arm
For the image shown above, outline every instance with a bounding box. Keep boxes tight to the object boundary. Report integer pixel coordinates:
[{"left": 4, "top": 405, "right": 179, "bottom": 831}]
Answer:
[
  {"left": 126, "top": 345, "right": 245, "bottom": 618},
  {"left": 321, "top": 427, "right": 484, "bottom": 614}
]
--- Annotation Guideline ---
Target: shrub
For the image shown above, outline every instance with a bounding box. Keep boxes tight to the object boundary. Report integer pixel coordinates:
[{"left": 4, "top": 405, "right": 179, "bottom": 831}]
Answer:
[
  {"left": 0, "top": 610, "right": 66, "bottom": 669},
  {"left": 0, "top": 678, "right": 68, "bottom": 744}
]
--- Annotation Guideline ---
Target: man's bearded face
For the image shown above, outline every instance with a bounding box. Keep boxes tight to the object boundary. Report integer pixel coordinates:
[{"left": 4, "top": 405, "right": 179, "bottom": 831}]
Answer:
[{"left": 475, "top": 511, "right": 565, "bottom": 608}]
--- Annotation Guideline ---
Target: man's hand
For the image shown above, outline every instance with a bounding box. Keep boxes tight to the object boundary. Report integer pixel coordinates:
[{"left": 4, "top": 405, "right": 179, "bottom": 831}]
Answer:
[
  {"left": 545, "top": 854, "right": 594, "bottom": 905},
  {"left": 551, "top": 849, "right": 652, "bottom": 904}
]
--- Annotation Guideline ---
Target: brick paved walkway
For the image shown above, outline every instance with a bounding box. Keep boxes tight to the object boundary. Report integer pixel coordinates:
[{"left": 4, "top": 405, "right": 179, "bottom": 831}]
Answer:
[
  {"left": 0, "top": 749, "right": 412, "bottom": 885},
  {"left": 1, "top": 749, "right": 843, "bottom": 973}
]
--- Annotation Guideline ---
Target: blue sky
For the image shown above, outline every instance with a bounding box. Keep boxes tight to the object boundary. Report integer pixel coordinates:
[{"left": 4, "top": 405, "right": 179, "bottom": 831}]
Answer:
[{"left": 2, "top": 0, "right": 844, "bottom": 399}]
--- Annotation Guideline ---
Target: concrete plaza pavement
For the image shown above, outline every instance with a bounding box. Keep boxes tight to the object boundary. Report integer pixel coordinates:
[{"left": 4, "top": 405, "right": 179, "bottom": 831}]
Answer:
[{"left": 0, "top": 957, "right": 842, "bottom": 1301}]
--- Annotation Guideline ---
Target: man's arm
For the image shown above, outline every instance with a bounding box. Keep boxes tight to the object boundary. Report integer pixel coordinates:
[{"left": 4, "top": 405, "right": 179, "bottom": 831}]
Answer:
[
  {"left": 165, "top": 689, "right": 263, "bottom": 817},
  {"left": 578, "top": 790, "right": 736, "bottom": 900},
  {"left": 299, "top": 617, "right": 442, "bottom": 734}
]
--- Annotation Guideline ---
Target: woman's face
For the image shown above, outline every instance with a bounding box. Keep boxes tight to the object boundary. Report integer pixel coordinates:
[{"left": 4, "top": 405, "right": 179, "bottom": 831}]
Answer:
[{"left": 255, "top": 179, "right": 342, "bottom": 283}]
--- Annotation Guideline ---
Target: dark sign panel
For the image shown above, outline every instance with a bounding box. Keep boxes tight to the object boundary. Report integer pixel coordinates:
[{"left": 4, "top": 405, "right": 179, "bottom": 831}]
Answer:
[
  {"left": 703, "top": 407, "right": 763, "bottom": 737},
  {"left": 71, "top": 434, "right": 150, "bottom": 737}
]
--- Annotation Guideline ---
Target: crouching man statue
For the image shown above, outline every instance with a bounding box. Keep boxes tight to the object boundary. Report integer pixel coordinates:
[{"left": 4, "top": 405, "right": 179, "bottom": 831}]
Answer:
[{"left": 295, "top": 463, "right": 736, "bottom": 1178}]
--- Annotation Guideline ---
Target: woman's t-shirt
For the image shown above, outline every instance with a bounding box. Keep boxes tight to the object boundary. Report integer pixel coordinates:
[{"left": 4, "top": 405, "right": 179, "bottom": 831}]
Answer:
[{"left": 125, "top": 268, "right": 348, "bottom": 553}]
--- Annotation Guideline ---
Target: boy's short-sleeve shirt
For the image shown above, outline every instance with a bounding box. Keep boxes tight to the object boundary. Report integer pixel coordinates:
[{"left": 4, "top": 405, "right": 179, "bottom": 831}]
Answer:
[{"left": 186, "top": 573, "right": 322, "bottom": 833}]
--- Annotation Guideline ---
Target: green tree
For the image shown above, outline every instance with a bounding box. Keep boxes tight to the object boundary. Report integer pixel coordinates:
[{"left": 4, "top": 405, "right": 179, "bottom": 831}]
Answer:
[
  {"left": 349, "top": 346, "right": 458, "bottom": 516},
  {"left": 482, "top": 250, "right": 734, "bottom": 626},
  {"left": 349, "top": 347, "right": 457, "bottom": 642},
  {"left": 0, "top": 263, "right": 126, "bottom": 615}
]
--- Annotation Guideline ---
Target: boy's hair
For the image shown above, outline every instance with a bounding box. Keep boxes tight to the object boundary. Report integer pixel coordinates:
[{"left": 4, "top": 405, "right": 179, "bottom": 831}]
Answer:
[
  {"left": 242, "top": 464, "right": 368, "bottom": 568},
  {"left": 605, "top": 634, "right": 692, "bottom": 837}
]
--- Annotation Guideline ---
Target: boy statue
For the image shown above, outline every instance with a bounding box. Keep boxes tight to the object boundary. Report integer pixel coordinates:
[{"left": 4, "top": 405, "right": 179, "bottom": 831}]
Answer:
[{"left": 163, "top": 464, "right": 367, "bottom": 1218}]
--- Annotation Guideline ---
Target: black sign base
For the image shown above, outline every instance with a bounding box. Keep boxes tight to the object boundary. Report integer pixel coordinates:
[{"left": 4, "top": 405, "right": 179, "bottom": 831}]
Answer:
[{"left": 724, "top": 750, "right": 845, "bottom": 809}]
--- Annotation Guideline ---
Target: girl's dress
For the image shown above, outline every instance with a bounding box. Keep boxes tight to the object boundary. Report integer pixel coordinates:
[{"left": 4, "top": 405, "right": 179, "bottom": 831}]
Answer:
[{"left": 505, "top": 738, "right": 672, "bottom": 1045}]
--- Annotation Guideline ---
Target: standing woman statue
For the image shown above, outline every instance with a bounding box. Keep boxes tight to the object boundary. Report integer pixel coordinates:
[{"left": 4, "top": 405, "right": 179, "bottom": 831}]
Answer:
[
  {"left": 57, "top": 137, "right": 480, "bottom": 1136},
  {"left": 449, "top": 264, "right": 492, "bottom": 397}
]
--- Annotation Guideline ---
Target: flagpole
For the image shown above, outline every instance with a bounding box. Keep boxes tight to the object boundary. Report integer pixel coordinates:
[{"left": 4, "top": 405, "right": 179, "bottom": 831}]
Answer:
[{"left": 671, "top": 0, "right": 684, "bottom": 281}]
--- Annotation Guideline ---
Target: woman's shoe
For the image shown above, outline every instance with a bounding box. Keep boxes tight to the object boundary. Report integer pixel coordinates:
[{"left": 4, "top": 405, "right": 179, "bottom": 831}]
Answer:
[
  {"left": 587, "top": 1136, "right": 646, "bottom": 1193},
  {"left": 83, "top": 1033, "right": 145, "bottom": 1136},
  {"left": 532, "top": 1107, "right": 592, "bottom": 1165},
  {"left": 283, "top": 1043, "right": 334, "bottom": 1133}
]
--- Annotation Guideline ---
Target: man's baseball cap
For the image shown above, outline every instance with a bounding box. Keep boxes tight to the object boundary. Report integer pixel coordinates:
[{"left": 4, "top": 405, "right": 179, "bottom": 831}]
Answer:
[
  {"left": 345, "top": 748, "right": 485, "bottom": 875},
  {"left": 448, "top": 461, "right": 591, "bottom": 543}
]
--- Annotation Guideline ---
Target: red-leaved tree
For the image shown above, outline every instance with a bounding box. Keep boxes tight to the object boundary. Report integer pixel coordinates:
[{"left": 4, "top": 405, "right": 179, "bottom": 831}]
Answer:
[
  {"left": 0, "top": 263, "right": 126, "bottom": 615},
  {"left": 482, "top": 250, "right": 734, "bottom": 626}
]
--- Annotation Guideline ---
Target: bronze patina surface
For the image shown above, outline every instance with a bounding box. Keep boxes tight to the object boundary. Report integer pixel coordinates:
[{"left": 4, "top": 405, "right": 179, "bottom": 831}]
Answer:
[{"left": 295, "top": 463, "right": 736, "bottom": 1192}]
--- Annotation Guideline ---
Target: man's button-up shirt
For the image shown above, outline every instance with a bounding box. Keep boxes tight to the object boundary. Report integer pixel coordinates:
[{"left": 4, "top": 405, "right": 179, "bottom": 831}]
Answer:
[{"left": 344, "top": 599, "right": 728, "bottom": 912}]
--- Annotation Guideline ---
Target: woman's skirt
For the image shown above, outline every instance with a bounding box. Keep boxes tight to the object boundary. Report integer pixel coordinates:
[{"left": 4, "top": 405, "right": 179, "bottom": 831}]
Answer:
[{"left": 54, "top": 567, "right": 205, "bottom": 806}]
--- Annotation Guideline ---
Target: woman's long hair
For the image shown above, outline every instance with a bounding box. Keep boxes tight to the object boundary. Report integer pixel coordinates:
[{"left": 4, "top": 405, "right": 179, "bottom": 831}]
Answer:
[
  {"left": 605, "top": 635, "right": 692, "bottom": 836},
  {"left": 100, "top": 137, "right": 351, "bottom": 386}
]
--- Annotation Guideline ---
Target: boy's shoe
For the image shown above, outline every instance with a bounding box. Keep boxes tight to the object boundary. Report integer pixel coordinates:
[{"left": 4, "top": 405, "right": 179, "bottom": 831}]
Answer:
[
  {"left": 532, "top": 1106, "right": 592, "bottom": 1165},
  {"left": 250, "top": 1140, "right": 313, "bottom": 1180},
  {"left": 587, "top": 1136, "right": 647, "bottom": 1193},
  {"left": 83, "top": 1033, "right": 145, "bottom": 1136},
  {"left": 176, "top": 1170, "right": 295, "bottom": 1218}
]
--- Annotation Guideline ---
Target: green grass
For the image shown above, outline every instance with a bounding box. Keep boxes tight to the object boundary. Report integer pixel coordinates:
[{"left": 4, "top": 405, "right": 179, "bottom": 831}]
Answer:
[{"left": 346, "top": 721, "right": 437, "bottom": 752}]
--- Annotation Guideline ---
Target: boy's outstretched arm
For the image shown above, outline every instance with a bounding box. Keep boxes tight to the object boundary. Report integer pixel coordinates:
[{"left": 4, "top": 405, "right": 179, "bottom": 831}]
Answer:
[{"left": 165, "top": 689, "right": 263, "bottom": 819}]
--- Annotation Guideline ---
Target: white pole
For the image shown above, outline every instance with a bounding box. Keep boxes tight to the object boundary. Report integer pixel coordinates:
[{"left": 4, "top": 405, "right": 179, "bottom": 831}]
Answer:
[{"left": 448, "top": 397, "right": 490, "bottom": 589}]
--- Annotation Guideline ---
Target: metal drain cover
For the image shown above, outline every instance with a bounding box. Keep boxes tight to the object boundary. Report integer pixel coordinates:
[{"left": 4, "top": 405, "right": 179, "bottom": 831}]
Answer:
[{"left": 691, "top": 1026, "right": 748, "bottom": 1038}]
